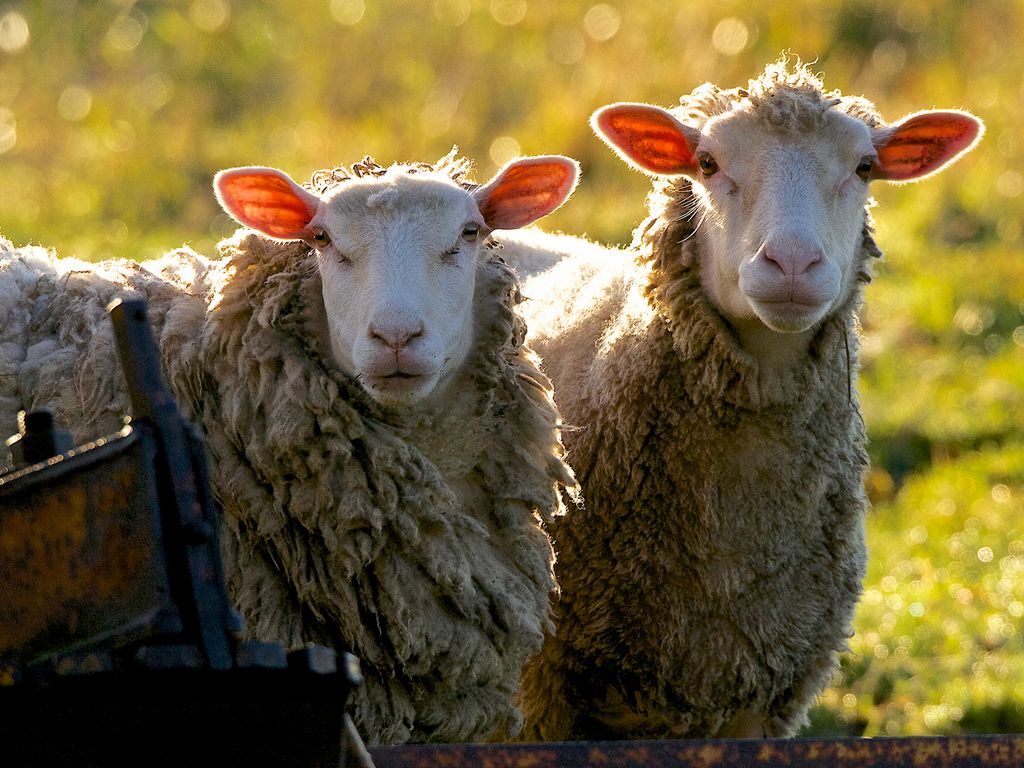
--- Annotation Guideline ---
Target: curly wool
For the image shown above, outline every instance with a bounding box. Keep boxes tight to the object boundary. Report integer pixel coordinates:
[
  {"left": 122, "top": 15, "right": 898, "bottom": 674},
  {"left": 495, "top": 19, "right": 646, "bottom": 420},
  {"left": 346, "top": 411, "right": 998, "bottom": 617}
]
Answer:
[{"left": 519, "top": 68, "right": 880, "bottom": 740}]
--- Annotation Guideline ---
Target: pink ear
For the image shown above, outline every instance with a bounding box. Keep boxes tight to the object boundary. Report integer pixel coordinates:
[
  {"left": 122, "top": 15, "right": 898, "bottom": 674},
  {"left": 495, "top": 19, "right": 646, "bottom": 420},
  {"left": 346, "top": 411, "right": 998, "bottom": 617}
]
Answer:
[
  {"left": 474, "top": 155, "right": 580, "bottom": 230},
  {"left": 872, "top": 110, "right": 984, "bottom": 182},
  {"left": 591, "top": 103, "right": 702, "bottom": 176},
  {"left": 213, "top": 166, "right": 322, "bottom": 240}
]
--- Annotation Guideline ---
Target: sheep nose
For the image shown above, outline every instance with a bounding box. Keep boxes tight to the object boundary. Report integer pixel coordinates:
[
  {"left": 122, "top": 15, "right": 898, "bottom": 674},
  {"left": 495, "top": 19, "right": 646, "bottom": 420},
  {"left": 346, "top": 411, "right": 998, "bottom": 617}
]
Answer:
[
  {"left": 760, "top": 236, "right": 824, "bottom": 277},
  {"left": 369, "top": 320, "right": 424, "bottom": 350}
]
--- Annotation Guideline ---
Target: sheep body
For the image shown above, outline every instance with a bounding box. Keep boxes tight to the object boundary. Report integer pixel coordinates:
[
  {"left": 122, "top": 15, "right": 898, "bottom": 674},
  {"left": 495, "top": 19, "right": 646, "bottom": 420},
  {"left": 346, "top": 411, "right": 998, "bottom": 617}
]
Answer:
[
  {"left": 511, "top": 62, "right": 981, "bottom": 739},
  {"left": 517, "top": 225, "right": 869, "bottom": 738},
  {"left": 0, "top": 153, "right": 578, "bottom": 744},
  {"left": 199, "top": 228, "right": 570, "bottom": 743}
]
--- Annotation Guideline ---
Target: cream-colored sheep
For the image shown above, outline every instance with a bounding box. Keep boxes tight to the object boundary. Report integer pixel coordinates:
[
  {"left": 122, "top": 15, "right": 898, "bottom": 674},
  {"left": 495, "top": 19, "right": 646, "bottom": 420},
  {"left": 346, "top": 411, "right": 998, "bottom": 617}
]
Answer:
[
  {"left": 0, "top": 151, "right": 580, "bottom": 744},
  {"left": 503, "top": 61, "right": 983, "bottom": 740}
]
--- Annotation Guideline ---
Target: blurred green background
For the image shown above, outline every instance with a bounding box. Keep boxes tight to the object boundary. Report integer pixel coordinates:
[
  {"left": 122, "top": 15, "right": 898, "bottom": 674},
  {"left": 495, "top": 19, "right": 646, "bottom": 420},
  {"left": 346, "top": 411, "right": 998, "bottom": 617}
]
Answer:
[{"left": 1, "top": 0, "right": 1021, "bottom": 738}]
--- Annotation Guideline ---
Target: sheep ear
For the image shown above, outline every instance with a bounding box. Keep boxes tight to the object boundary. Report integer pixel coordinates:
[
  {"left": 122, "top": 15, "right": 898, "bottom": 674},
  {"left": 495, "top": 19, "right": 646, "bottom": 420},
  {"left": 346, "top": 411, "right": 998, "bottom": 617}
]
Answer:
[
  {"left": 214, "top": 166, "right": 322, "bottom": 240},
  {"left": 871, "top": 110, "right": 984, "bottom": 183},
  {"left": 474, "top": 156, "right": 580, "bottom": 230},
  {"left": 591, "top": 103, "right": 702, "bottom": 176}
]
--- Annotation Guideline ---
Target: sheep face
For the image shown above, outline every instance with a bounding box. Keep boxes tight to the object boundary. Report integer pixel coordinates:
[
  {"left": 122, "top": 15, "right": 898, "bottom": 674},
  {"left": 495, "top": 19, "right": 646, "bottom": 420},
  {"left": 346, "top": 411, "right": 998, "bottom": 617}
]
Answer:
[
  {"left": 214, "top": 155, "right": 578, "bottom": 408},
  {"left": 592, "top": 99, "right": 982, "bottom": 335},
  {"left": 312, "top": 173, "right": 483, "bottom": 407},
  {"left": 690, "top": 107, "right": 876, "bottom": 334}
]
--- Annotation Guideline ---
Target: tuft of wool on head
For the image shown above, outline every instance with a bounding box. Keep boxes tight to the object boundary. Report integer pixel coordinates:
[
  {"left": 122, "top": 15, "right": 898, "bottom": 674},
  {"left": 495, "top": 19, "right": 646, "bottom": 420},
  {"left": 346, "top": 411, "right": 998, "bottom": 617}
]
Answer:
[
  {"left": 674, "top": 57, "right": 886, "bottom": 135},
  {"left": 306, "top": 147, "right": 477, "bottom": 195}
]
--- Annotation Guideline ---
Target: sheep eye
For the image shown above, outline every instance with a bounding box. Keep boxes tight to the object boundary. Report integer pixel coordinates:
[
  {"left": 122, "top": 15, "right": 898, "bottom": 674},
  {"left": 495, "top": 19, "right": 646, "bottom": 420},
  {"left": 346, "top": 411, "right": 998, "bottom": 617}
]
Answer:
[
  {"left": 310, "top": 228, "right": 331, "bottom": 246},
  {"left": 697, "top": 153, "right": 719, "bottom": 177},
  {"left": 462, "top": 223, "right": 480, "bottom": 242},
  {"left": 856, "top": 157, "right": 874, "bottom": 182}
]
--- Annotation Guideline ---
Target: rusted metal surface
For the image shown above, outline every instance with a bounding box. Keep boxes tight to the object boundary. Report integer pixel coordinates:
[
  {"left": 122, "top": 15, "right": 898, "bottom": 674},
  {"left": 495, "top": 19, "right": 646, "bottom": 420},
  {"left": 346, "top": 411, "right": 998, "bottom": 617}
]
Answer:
[
  {"left": 370, "top": 735, "right": 1024, "bottom": 768},
  {"left": 0, "top": 427, "right": 170, "bottom": 664},
  {"left": 1, "top": 299, "right": 370, "bottom": 766}
]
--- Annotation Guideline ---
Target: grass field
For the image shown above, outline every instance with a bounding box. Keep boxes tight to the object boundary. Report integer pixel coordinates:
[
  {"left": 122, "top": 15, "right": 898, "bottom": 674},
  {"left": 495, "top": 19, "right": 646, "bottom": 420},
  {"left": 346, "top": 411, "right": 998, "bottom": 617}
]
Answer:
[{"left": 1, "top": 0, "right": 1021, "bottom": 736}]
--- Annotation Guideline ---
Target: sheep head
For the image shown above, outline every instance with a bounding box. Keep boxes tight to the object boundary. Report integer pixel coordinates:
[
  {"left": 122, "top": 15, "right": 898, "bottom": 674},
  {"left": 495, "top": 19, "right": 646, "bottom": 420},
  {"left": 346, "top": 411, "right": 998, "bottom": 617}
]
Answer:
[
  {"left": 591, "top": 66, "right": 983, "bottom": 337},
  {"left": 214, "top": 155, "right": 578, "bottom": 408}
]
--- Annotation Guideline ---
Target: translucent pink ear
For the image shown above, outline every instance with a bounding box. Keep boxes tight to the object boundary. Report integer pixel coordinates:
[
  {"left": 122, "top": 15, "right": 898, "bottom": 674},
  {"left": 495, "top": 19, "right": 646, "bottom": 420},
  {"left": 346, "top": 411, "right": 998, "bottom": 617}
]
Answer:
[
  {"left": 213, "top": 166, "right": 322, "bottom": 240},
  {"left": 591, "top": 103, "right": 703, "bottom": 176},
  {"left": 872, "top": 110, "right": 984, "bottom": 183},
  {"left": 474, "top": 156, "right": 579, "bottom": 230}
]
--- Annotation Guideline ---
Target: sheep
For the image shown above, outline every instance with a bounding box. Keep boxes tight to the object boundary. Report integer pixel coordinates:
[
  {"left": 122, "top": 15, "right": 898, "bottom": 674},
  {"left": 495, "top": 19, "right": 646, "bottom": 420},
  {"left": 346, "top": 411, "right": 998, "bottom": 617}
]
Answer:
[
  {"left": 0, "top": 150, "right": 581, "bottom": 744},
  {"left": 502, "top": 61, "right": 983, "bottom": 740}
]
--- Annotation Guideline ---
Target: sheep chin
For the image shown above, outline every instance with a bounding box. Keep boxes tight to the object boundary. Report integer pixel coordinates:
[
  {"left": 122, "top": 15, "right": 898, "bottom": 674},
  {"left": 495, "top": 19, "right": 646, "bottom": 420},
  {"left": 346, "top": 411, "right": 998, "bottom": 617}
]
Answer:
[
  {"left": 746, "top": 299, "right": 830, "bottom": 335},
  {"left": 362, "top": 370, "right": 442, "bottom": 408}
]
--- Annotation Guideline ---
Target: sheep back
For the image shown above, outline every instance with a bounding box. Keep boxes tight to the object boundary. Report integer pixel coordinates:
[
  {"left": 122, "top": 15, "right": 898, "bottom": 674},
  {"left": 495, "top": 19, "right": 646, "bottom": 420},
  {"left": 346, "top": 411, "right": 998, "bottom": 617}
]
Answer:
[{"left": 0, "top": 237, "right": 210, "bottom": 444}]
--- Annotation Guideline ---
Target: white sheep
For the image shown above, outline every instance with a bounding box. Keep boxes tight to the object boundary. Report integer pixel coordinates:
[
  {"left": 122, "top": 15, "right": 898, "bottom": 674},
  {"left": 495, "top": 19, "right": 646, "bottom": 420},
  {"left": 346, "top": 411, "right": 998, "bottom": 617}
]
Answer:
[
  {"left": 0, "top": 150, "right": 580, "bottom": 744},
  {"left": 502, "top": 61, "right": 983, "bottom": 740}
]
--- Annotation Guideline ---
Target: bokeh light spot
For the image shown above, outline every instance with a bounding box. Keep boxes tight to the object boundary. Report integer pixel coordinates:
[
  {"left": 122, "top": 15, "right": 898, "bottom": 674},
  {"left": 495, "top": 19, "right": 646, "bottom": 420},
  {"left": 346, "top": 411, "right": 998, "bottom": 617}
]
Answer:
[
  {"left": 189, "top": 0, "right": 231, "bottom": 33},
  {"left": 489, "top": 135, "right": 521, "bottom": 167},
  {"left": 106, "top": 14, "right": 145, "bottom": 52},
  {"left": 0, "top": 11, "right": 29, "bottom": 53},
  {"left": 996, "top": 170, "right": 1023, "bottom": 198},
  {"left": 712, "top": 18, "right": 748, "bottom": 56},
  {"left": 58, "top": 86, "right": 93, "bottom": 122},
  {"left": 490, "top": 0, "right": 527, "bottom": 27},
  {"left": 104, "top": 121, "right": 136, "bottom": 153},
  {"left": 139, "top": 74, "right": 174, "bottom": 112},
  {"left": 549, "top": 28, "right": 585, "bottom": 65},
  {"left": 872, "top": 39, "right": 907, "bottom": 76},
  {"left": 433, "top": 0, "right": 470, "bottom": 26},
  {"left": 991, "top": 483, "right": 1011, "bottom": 503},
  {"left": 583, "top": 5, "right": 621, "bottom": 42},
  {"left": 0, "top": 107, "right": 15, "bottom": 155},
  {"left": 330, "top": 0, "right": 366, "bottom": 26}
]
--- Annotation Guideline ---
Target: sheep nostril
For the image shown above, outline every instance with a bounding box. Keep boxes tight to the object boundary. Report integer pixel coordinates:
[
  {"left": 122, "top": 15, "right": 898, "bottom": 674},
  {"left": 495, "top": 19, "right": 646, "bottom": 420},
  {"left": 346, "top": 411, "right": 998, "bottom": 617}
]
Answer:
[
  {"left": 369, "top": 321, "right": 424, "bottom": 350},
  {"left": 761, "top": 240, "right": 824, "bottom": 277}
]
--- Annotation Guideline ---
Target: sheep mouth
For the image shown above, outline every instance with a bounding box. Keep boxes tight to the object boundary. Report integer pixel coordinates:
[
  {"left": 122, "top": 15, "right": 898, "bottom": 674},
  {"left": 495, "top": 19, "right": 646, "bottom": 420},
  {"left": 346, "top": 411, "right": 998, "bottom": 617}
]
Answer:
[
  {"left": 369, "top": 372, "right": 427, "bottom": 387},
  {"left": 365, "top": 369, "right": 437, "bottom": 393},
  {"left": 380, "top": 372, "right": 421, "bottom": 380}
]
